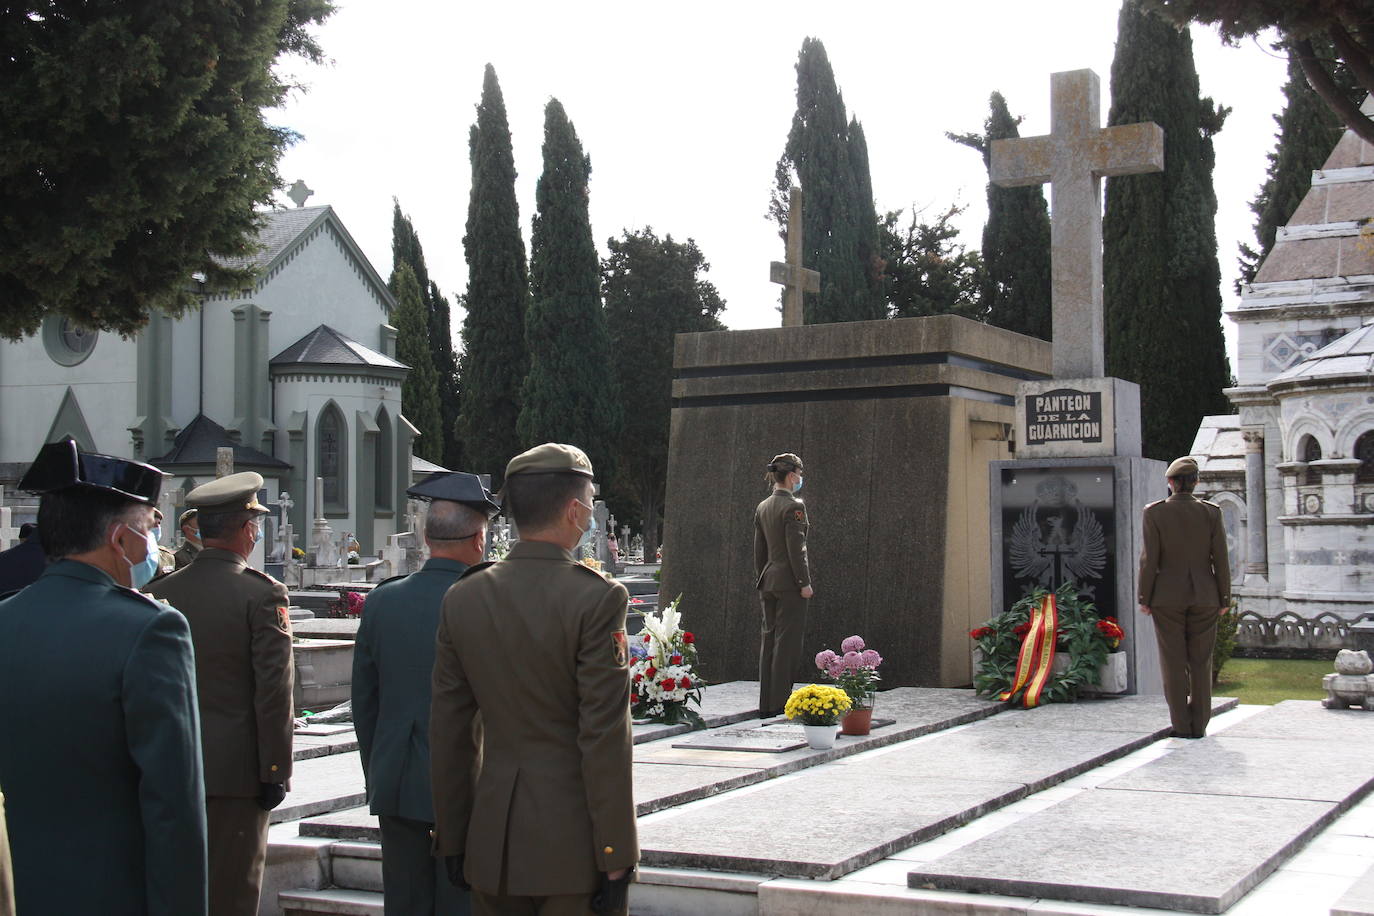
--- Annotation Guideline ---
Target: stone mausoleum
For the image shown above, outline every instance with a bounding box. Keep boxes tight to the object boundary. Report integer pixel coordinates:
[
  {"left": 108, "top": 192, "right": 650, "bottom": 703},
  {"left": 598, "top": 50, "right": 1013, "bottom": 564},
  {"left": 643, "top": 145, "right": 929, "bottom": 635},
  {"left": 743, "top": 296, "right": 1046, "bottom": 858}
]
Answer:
[{"left": 1192, "top": 105, "right": 1374, "bottom": 650}]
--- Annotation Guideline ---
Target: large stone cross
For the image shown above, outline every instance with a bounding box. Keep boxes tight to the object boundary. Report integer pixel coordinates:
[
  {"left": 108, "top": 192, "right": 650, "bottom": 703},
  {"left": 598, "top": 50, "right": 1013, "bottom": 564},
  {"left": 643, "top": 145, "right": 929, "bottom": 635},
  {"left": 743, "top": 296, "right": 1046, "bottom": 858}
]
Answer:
[
  {"left": 770, "top": 186, "right": 821, "bottom": 328},
  {"left": 991, "top": 69, "right": 1163, "bottom": 379}
]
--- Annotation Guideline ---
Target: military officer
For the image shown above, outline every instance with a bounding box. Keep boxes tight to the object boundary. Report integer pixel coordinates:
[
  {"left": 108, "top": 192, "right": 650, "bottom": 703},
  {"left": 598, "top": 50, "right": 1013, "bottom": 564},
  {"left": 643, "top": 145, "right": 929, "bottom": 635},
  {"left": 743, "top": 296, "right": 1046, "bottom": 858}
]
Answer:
[
  {"left": 1138, "top": 456, "right": 1231, "bottom": 739},
  {"left": 432, "top": 444, "right": 638, "bottom": 916},
  {"left": 147, "top": 471, "right": 294, "bottom": 916},
  {"left": 0, "top": 438, "right": 207, "bottom": 915},
  {"left": 175, "top": 507, "right": 202, "bottom": 568},
  {"left": 148, "top": 507, "right": 179, "bottom": 581},
  {"left": 354, "top": 471, "right": 499, "bottom": 915},
  {"left": 754, "top": 452, "right": 813, "bottom": 718}
]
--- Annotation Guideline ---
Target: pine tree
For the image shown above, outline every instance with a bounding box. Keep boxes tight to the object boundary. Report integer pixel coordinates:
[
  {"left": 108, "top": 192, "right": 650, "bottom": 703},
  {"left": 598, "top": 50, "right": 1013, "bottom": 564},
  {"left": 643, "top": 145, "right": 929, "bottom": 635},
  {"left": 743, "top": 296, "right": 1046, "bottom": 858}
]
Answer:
[
  {"left": 880, "top": 206, "right": 987, "bottom": 320},
  {"left": 390, "top": 263, "right": 443, "bottom": 464},
  {"left": 1103, "top": 0, "right": 1232, "bottom": 461},
  {"left": 603, "top": 228, "right": 726, "bottom": 559},
  {"left": 457, "top": 64, "right": 528, "bottom": 484},
  {"left": 520, "top": 99, "right": 623, "bottom": 479},
  {"left": 771, "top": 37, "right": 885, "bottom": 324},
  {"left": 1239, "top": 46, "right": 1359, "bottom": 285},
  {"left": 948, "top": 92, "right": 1053, "bottom": 339}
]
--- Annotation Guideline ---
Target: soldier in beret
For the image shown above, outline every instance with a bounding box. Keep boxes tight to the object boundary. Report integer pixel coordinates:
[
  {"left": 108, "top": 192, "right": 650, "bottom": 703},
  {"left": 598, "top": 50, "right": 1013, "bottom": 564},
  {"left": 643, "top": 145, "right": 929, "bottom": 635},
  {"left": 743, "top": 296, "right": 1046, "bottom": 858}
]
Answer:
[
  {"left": 147, "top": 471, "right": 294, "bottom": 916},
  {"left": 431, "top": 443, "right": 638, "bottom": 915},
  {"left": 353, "top": 471, "right": 499, "bottom": 915},
  {"left": 754, "top": 452, "right": 813, "bottom": 718},
  {"left": 0, "top": 438, "right": 207, "bottom": 915},
  {"left": 1138, "top": 456, "right": 1231, "bottom": 739},
  {"left": 175, "top": 508, "right": 201, "bottom": 569}
]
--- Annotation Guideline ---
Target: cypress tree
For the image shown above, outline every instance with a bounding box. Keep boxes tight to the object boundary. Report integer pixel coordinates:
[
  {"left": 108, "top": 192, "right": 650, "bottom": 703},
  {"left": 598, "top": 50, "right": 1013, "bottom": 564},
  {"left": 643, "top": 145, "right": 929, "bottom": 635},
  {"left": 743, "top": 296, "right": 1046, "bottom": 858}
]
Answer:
[
  {"left": 520, "top": 99, "right": 622, "bottom": 478},
  {"left": 457, "top": 64, "right": 528, "bottom": 484},
  {"left": 390, "top": 262, "right": 444, "bottom": 464},
  {"left": 1103, "top": 0, "right": 1232, "bottom": 461},
  {"left": 771, "top": 37, "right": 885, "bottom": 324},
  {"left": 948, "top": 92, "right": 1053, "bottom": 339}
]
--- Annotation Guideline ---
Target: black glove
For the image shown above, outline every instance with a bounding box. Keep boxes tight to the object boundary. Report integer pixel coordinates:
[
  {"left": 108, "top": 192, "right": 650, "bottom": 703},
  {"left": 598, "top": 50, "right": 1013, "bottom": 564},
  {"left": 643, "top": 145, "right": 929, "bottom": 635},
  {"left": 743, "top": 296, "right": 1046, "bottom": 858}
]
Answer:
[
  {"left": 257, "top": 782, "right": 286, "bottom": 811},
  {"left": 590, "top": 869, "right": 633, "bottom": 915},
  {"left": 445, "top": 855, "right": 468, "bottom": 889}
]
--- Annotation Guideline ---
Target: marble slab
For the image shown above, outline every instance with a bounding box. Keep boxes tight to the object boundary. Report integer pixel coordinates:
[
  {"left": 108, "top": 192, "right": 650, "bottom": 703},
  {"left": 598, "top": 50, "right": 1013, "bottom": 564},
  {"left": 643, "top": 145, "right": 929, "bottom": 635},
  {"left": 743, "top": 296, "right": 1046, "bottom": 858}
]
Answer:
[
  {"left": 633, "top": 763, "right": 763, "bottom": 815},
  {"left": 298, "top": 806, "right": 379, "bottom": 840},
  {"left": 971, "top": 693, "right": 1236, "bottom": 735},
  {"left": 632, "top": 681, "right": 794, "bottom": 744},
  {"left": 1333, "top": 861, "right": 1374, "bottom": 916},
  {"left": 907, "top": 788, "right": 1339, "bottom": 914},
  {"left": 271, "top": 750, "right": 365, "bottom": 824},
  {"left": 670, "top": 725, "right": 808, "bottom": 753},
  {"left": 1215, "top": 699, "right": 1374, "bottom": 746}
]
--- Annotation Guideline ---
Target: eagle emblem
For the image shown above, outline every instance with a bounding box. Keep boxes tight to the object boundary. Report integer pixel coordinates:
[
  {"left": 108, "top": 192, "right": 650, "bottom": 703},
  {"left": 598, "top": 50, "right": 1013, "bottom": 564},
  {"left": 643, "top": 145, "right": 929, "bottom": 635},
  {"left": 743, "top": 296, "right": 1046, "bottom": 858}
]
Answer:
[{"left": 1007, "top": 483, "right": 1106, "bottom": 593}]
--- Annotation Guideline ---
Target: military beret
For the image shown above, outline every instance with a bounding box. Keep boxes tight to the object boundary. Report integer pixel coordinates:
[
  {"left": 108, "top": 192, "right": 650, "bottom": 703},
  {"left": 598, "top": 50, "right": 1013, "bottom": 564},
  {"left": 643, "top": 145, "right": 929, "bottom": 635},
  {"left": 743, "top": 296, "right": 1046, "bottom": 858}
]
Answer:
[
  {"left": 1166, "top": 457, "right": 1199, "bottom": 478},
  {"left": 767, "top": 453, "right": 804, "bottom": 473},
  {"left": 19, "top": 437, "right": 163, "bottom": 504},
  {"left": 186, "top": 471, "right": 269, "bottom": 515},
  {"left": 178, "top": 508, "right": 198, "bottom": 527},
  {"left": 407, "top": 471, "right": 501, "bottom": 516},
  {"left": 505, "top": 443, "right": 594, "bottom": 479}
]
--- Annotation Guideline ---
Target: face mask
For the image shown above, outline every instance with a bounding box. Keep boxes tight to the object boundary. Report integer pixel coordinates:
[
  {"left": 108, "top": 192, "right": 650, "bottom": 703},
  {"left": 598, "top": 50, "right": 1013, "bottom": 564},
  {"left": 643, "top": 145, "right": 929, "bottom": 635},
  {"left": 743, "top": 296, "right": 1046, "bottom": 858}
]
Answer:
[
  {"left": 248, "top": 521, "right": 262, "bottom": 548},
  {"left": 117, "top": 524, "right": 160, "bottom": 589},
  {"left": 793, "top": 477, "right": 804, "bottom": 494},
  {"left": 574, "top": 499, "right": 597, "bottom": 550},
  {"left": 187, "top": 527, "right": 200, "bottom": 546}
]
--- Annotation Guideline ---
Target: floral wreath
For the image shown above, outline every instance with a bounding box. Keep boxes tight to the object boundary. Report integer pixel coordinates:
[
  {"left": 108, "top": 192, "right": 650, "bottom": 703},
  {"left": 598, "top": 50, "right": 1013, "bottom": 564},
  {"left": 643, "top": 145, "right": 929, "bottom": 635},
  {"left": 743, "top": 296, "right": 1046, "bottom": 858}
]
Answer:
[{"left": 970, "top": 583, "right": 1123, "bottom": 705}]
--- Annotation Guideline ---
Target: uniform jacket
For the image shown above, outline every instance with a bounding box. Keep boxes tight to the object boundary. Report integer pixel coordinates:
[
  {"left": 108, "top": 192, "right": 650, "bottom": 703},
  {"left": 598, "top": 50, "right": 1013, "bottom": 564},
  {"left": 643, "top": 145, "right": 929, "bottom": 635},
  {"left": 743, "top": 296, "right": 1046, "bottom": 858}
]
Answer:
[
  {"left": 173, "top": 540, "right": 200, "bottom": 570},
  {"left": 431, "top": 540, "right": 638, "bottom": 896},
  {"left": 147, "top": 547, "right": 294, "bottom": 795},
  {"left": 0, "top": 561, "right": 207, "bottom": 915},
  {"left": 1138, "top": 493, "right": 1231, "bottom": 608},
  {"left": 754, "top": 489, "right": 811, "bottom": 592},
  {"left": 353, "top": 557, "right": 467, "bottom": 822}
]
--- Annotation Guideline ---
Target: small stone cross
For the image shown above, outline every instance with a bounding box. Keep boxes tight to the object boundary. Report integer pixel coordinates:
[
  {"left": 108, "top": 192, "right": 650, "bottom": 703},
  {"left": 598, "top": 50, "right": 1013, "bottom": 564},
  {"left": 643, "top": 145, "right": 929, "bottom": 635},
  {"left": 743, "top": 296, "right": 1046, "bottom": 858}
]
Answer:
[
  {"left": 770, "top": 186, "right": 821, "bottom": 328},
  {"left": 216, "top": 447, "right": 234, "bottom": 478},
  {"left": 990, "top": 69, "right": 1163, "bottom": 379},
  {"left": 287, "top": 180, "right": 314, "bottom": 208}
]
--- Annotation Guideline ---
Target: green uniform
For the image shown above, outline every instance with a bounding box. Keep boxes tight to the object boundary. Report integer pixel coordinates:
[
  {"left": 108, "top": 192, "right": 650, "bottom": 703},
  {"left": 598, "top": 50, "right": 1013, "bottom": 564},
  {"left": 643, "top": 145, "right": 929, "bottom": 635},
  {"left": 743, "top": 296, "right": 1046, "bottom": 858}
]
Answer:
[
  {"left": 753, "top": 488, "right": 811, "bottom": 716},
  {"left": 353, "top": 558, "right": 470, "bottom": 915},
  {"left": 0, "top": 560, "right": 207, "bottom": 915},
  {"left": 173, "top": 539, "right": 200, "bottom": 569}
]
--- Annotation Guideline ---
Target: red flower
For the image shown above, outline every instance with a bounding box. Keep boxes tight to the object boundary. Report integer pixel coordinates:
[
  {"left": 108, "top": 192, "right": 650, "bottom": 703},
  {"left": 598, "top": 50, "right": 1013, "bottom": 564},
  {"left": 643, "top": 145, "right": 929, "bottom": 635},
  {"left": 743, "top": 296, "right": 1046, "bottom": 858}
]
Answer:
[
  {"left": 670, "top": 654, "right": 682, "bottom": 665},
  {"left": 1014, "top": 622, "right": 1032, "bottom": 638},
  {"left": 661, "top": 677, "right": 676, "bottom": 691},
  {"left": 683, "top": 632, "right": 695, "bottom": 644},
  {"left": 643, "top": 634, "right": 651, "bottom": 642},
  {"left": 678, "top": 676, "right": 691, "bottom": 689},
  {"left": 969, "top": 626, "right": 992, "bottom": 639},
  {"left": 633, "top": 674, "right": 642, "bottom": 683},
  {"left": 645, "top": 667, "right": 656, "bottom": 679}
]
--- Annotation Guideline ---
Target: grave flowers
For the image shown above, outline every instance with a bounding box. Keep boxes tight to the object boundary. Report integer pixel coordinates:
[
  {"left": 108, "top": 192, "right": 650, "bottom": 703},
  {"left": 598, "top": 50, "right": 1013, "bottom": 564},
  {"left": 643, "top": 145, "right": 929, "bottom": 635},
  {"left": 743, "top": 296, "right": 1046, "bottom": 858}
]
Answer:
[
  {"left": 815, "top": 635, "right": 883, "bottom": 736},
  {"left": 629, "top": 596, "right": 706, "bottom": 728},
  {"left": 969, "top": 583, "right": 1121, "bottom": 707},
  {"left": 326, "top": 589, "right": 365, "bottom": 618},
  {"left": 784, "top": 684, "right": 852, "bottom": 749}
]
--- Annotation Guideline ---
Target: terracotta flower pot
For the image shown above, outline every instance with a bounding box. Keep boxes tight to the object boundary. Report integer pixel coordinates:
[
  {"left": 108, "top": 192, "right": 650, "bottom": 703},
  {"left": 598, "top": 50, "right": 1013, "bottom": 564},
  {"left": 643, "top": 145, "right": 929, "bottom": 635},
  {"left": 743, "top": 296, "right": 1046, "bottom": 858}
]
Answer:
[{"left": 841, "top": 706, "right": 873, "bottom": 736}]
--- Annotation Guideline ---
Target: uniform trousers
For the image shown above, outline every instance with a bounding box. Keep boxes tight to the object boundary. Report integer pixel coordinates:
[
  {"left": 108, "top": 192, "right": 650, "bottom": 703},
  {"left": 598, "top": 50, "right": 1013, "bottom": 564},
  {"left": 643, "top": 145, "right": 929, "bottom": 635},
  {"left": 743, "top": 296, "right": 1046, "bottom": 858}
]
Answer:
[
  {"left": 378, "top": 814, "right": 470, "bottom": 914},
  {"left": 1150, "top": 604, "right": 1220, "bottom": 737},
  {"left": 206, "top": 796, "right": 269, "bottom": 916},
  {"left": 472, "top": 889, "right": 621, "bottom": 916},
  {"left": 758, "top": 589, "right": 808, "bottom": 716}
]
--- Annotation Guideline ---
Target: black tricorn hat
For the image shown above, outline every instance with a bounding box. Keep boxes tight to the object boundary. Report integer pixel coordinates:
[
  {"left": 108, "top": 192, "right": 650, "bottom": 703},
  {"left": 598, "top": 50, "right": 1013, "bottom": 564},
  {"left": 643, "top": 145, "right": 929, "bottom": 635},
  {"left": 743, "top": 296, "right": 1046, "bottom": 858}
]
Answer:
[
  {"left": 406, "top": 471, "right": 500, "bottom": 516},
  {"left": 18, "top": 437, "right": 163, "bottom": 504}
]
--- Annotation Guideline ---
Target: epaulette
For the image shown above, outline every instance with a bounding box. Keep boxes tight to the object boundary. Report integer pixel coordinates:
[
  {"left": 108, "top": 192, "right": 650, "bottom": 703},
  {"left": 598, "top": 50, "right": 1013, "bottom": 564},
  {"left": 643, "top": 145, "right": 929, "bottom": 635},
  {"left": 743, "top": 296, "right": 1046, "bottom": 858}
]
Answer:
[
  {"left": 372, "top": 573, "right": 409, "bottom": 589},
  {"left": 458, "top": 561, "right": 495, "bottom": 580},
  {"left": 1145, "top": 498, "right": 1165, "bottom": 509},
  {"left": 1201, "top": 498, "right": 1221, "bottom": 509},
  {"left": 572, "top": 562, "right": 615, "bottom": 586},
  {"left": 117, "top": 584, "right": 172, "bottom": 611},
  {"left": 243, "top": 565, "right": 287, "bottom": 588}
]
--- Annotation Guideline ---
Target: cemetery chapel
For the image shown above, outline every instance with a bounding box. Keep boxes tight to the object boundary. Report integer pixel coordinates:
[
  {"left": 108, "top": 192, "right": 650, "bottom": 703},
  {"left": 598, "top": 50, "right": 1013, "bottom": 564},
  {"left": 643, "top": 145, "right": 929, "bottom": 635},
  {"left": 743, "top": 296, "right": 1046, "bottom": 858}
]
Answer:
[{"left": 0, "top": 199, "right": 422, "bottom": 557}]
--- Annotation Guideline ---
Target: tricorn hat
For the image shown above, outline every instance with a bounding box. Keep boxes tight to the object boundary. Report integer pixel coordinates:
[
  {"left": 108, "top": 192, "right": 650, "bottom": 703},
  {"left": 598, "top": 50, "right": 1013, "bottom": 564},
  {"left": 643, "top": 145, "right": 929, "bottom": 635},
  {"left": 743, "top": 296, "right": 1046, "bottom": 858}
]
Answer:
[
  {"left": 19, "top": 437, "right": 163, "bottom": 504},
  {"left": 407, "top": 471, "right": 501, "bottom": 516}
]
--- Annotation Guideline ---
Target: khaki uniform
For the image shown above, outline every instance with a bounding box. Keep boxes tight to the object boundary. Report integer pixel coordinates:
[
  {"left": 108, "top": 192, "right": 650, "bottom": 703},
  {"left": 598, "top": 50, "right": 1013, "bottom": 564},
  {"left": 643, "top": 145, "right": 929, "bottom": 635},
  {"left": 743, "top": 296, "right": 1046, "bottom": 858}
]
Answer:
[
  {"left": 174, "top": 539, "right": 201, "bottom": 570},
  {"left": 148, "top": 548, "right": 294, "bottom": 916},
  {"left": 1138, "top": 493, "right": 1231, "bottom": 737},
  {"left": 431, "top": 540, "right": 638, "bottom": 910},
  {"left": 753, "top": 489, "right": 811, "bottom": 716}
]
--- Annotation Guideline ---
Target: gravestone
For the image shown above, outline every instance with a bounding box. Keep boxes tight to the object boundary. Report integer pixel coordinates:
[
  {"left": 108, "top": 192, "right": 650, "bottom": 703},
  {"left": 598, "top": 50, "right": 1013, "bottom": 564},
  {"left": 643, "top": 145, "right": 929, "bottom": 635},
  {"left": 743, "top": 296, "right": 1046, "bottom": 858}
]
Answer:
[
  {"left": 157, "top": 487, "right": 183, "bottom": 547},
  {"left": 312, "top": 476, "right": 338, "bottom": 567},
  {"left": 987, "top": 69, "right": 1166, "bottom": 694},
  {"left": 593, "top": 501, "right": 611, "bottom": 566}
]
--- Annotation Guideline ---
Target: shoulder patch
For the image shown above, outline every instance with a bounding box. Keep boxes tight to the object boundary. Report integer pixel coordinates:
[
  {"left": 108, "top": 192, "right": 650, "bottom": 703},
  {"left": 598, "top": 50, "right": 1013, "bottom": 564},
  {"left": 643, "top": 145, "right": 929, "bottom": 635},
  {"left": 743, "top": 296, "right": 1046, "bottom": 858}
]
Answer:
[
  {"left": 458, "top": 561, "right": 495, "bottom": 580},
  {"left": 793, "top": 509, "right": 806, "bottom": 522},
  {"left": 612, "top": 629, "right": 628, "bottom": 667},
  {"left": 276, "top": 605, "right": 291, "bottom": 633}
]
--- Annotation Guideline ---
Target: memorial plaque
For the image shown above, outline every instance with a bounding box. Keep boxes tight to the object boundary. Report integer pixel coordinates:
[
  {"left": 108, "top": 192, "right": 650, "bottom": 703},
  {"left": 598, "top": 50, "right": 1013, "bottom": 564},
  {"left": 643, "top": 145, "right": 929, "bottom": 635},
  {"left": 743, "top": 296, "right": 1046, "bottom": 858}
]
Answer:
[
  {"left": 1025, "top": 388, "right": 1102, "bottom": 446},
  {"left": 999, "top": 467, "right": 1117, "bottom": 619}
]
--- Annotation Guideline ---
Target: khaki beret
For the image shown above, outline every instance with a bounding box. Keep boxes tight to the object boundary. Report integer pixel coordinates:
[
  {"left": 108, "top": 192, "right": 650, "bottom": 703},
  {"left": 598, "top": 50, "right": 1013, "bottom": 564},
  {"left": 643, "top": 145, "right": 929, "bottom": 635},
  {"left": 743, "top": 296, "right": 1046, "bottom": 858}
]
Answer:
[
  {"left": 768, "top": 453, "right": 804, "bottom": 473},
  {"left": 186, "top": 471, "right": 270, "bottom": 515},
  {"left": 178, "top": 508, "right": 198, "bottom": 527},
  {"left": 1166, "top": 457, "right": 1199, "bottom": 478},
  {"left": 505, "top": 443, "right": 594, "bottom": 479}
]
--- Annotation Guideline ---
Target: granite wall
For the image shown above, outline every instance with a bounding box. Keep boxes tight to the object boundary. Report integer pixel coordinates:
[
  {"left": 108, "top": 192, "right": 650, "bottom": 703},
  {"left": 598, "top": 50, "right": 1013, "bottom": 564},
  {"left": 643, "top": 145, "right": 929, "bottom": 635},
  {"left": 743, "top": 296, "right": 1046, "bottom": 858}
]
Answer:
[{"left": 660, "top": 316, "right": 1051, "bottom": 688}]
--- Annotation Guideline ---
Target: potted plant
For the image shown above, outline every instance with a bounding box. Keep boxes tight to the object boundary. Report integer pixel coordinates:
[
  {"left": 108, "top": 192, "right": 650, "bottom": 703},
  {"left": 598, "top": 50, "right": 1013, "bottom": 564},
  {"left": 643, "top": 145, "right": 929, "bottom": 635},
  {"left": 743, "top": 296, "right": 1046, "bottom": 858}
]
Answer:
[
  {"left": 784, "top": 684, "right": 852, "bottom": 749},
  {"left": 815, "top": 635, "right": 883, "bottom": 735}
]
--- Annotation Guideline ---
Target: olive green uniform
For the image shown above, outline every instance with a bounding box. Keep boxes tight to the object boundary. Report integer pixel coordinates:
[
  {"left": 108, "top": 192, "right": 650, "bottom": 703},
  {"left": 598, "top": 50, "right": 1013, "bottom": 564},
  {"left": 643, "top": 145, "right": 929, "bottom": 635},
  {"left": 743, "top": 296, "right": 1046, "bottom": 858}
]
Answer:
[
  {"left": 147, "top": 548, "right": 294, "bottom": 915},
  {"left": 1138, "top": 492, "right": 1231, "bottom": 738},
  {"left": 174, "top": 539, "right": 201, "bottom": 569},
  {"left": 754, "top": 489, "right": 811, "bottom": 716}
]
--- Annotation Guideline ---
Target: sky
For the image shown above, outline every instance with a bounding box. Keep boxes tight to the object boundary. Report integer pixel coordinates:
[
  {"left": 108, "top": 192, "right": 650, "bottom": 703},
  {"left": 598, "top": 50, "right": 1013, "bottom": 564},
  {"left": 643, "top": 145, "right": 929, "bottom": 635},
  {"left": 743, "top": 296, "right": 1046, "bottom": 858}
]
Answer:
[{"left": 271, "top": 1, "right": 1293, "bottom": 369}]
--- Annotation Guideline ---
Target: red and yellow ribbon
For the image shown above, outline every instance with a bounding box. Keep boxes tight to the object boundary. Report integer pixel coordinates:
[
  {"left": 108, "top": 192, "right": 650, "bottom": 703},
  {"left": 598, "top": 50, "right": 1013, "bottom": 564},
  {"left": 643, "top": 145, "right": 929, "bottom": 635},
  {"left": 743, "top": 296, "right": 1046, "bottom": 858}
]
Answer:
[{"left": 998, "top": 593, "right": 1059, "bottom": 708}]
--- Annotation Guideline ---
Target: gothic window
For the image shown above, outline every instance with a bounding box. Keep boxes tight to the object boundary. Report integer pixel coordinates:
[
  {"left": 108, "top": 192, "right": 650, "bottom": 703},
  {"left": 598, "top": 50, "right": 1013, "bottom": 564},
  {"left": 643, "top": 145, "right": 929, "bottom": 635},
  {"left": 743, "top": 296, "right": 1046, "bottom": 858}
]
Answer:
[
  {"left": 1357, "top": 431, "right": 1374, "bottom": 484},
  {"left": 375, "top": 408, "right": 393, "bottom": 511},
  {"left": 318, "top": 403, "right": 347, "bottom": 514},
  {"left": 1301, "top": 435, "right": 1322, "bottom": 487}
]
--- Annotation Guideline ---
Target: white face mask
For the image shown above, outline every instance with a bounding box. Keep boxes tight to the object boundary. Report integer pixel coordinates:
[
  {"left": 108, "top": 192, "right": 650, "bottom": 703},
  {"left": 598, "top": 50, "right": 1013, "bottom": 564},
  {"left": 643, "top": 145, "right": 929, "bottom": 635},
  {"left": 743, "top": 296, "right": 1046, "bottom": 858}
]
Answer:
[{"left": 115, "top": 523, "right": 160, "bottom": 589}]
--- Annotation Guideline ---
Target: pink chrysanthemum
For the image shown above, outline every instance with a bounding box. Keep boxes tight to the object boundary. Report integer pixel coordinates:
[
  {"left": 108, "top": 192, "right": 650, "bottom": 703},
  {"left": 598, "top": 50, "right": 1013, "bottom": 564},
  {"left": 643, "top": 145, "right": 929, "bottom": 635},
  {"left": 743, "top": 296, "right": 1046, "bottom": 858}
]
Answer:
[{"left": 840, "top": 635, "right": 865, "bottom": 653}]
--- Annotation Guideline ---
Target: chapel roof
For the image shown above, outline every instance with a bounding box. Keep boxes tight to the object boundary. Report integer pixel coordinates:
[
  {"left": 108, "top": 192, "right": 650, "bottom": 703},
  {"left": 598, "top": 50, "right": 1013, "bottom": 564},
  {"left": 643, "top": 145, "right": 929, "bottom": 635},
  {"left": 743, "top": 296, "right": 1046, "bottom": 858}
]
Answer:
[
  {"left": 1269, "top": 321, "right": 1374, "bottom": 387},
  {"left": 271, "top": 324, "right": 407, "bottom": 370},
  {"left": 152, "top": 414, "right": 290, "bottom": 469},
  {"left": 216, "top": 205, "right": 333, "bottom": 273}
]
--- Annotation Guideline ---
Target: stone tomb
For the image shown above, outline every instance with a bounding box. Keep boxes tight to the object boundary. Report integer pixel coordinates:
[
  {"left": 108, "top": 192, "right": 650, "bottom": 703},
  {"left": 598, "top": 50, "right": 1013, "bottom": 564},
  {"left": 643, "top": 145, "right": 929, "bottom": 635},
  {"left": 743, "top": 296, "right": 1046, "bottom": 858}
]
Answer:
[{"left": 661, "top": 315, "right": 1050, "bottom": 687}]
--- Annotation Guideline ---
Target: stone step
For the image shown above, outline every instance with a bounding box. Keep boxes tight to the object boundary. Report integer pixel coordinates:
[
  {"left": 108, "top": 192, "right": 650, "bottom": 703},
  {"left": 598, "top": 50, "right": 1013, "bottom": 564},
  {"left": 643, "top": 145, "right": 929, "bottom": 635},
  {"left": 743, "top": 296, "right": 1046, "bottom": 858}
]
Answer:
[
  {"left": 1335, "top": 862, "right": 1374, "bottom": 916},
  {"left": 907, "top": 701, "right": 1374, "bottom": 915},
  {"left": 635, "top": 694, "right": 1235, "bottom": 881},
  {"left": 270, "top": 751, "right": 365, "bottom": 825},
  {"left": 279, "top": 888, "right": 382, "bottom": 916},
  {"left": 329, "top": 841, "right": 382, "bottom": 893}
]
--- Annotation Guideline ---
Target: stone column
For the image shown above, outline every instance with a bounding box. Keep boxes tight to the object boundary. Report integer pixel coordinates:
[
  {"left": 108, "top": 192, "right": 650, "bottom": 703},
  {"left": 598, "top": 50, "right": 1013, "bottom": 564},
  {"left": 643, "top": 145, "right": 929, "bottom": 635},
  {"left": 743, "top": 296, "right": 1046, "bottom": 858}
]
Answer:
[{"left": 1243, "top": 429, "right": 1267, "bottom": 580}]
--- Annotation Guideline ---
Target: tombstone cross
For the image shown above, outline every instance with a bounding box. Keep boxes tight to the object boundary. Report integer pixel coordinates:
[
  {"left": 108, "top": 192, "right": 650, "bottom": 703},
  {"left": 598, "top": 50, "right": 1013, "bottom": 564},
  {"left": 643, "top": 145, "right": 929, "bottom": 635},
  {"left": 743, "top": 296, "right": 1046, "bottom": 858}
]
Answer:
[
  {"left": 216, "top": 447, "right": 234, "bottom": 479},
  {"left": 769, "top": 186, "right": 821, "bottom": 328},
  {"left": 990, "top": 69, "right": 1163, "bottom": 379}
]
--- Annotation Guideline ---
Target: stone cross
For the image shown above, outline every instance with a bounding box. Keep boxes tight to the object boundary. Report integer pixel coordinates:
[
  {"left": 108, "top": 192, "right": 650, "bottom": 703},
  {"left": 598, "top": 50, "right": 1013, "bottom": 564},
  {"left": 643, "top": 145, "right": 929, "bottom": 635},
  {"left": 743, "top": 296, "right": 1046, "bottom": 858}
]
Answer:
[
  {"left": 216, "top": 447, "right": 234, "bottom": 478},
  {"left": 770, "top": 186, "right": 821, "bottom": 328},
  {"left": 990, "top": 69, "right": 1163, "bottom": 379},
  {"left": 287, "top": 179, "right": 314, "bottom": 208}
]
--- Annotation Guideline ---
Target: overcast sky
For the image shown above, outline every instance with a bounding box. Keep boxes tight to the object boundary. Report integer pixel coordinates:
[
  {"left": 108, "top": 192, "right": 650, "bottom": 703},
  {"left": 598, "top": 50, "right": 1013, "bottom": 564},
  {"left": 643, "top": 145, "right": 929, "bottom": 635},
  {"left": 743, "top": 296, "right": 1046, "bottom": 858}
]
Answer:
[{"left": 271, "top": 1, "right": 1291, "bottom": 368}]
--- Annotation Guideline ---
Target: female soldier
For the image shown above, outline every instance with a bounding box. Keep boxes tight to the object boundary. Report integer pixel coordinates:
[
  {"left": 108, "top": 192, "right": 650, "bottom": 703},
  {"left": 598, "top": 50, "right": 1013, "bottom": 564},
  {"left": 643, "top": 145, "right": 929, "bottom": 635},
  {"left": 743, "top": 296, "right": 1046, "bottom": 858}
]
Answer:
[{"left": 753, "top": 453, "right": 813, "bottom": 717}]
